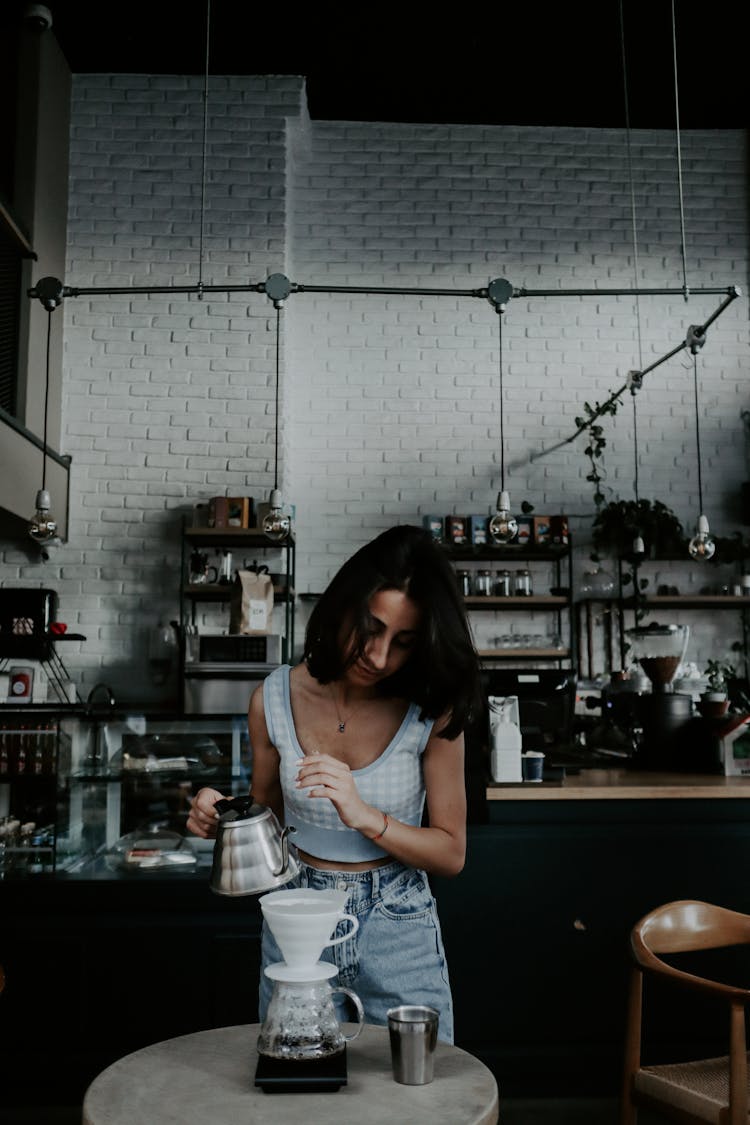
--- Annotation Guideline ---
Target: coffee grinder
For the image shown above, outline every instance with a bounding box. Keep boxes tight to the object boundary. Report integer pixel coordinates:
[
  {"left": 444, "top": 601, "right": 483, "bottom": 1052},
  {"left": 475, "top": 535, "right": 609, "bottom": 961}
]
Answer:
[{"left": 626, "top": 624, "right": 693, "bottom": 768}]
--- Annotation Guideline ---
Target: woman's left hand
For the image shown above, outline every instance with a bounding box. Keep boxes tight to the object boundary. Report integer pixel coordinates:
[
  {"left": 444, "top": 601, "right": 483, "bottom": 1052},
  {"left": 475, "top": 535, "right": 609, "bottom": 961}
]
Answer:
[{"left": 296, "top": 753, "right": 371, "bottom": 830}]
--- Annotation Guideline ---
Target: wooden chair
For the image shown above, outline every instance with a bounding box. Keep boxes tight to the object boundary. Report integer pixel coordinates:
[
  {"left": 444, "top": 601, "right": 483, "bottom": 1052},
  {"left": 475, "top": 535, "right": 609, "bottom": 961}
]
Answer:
[{"left": 621, "top": 900, "right": 750, "bottom": 1125}]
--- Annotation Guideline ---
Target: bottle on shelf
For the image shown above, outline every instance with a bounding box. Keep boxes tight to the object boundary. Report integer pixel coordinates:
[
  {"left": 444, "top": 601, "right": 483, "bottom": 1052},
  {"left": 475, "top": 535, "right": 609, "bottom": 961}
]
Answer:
[
  {"left": 474, "top": 570, "right": 493, "bottom": 596},
  {"left": 514, "top": 569, "right": 532, "bottom": 596},
  {"left": 495, "top": 570, "right": 511, "bottom": 597},
  {"left": 456, "top": 570, "right": 472, "bottom": 597}
]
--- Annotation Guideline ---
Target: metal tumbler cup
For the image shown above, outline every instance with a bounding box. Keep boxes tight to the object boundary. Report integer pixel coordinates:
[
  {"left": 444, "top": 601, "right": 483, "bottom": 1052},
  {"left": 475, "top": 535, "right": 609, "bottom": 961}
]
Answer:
[{"left": 387, "top": 1005, "right": 439, "bottom": 1085}]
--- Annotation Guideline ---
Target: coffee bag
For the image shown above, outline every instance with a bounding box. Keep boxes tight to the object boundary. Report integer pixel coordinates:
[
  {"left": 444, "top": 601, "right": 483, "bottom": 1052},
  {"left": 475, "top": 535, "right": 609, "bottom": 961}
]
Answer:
[{"left": 229, "top": 570, "right": 274, "bottom": 635}]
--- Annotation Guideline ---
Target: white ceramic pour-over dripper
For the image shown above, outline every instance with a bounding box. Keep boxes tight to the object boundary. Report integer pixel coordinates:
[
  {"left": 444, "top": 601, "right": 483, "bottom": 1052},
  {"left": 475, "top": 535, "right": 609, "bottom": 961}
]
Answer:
[{"left": 260, "top": 888, "right": 359, "bottom": 970}]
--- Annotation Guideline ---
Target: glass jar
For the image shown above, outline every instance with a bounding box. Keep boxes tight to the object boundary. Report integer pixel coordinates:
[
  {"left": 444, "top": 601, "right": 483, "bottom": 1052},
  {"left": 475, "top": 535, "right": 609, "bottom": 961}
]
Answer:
[
  {"left": 514, "top": 569, "right": 532, "bottom": 596},
  {"left": 474, "top": 569, "right": 493, "bottom": 596},
  {"left": 495, "top": 570, "right": 511, "bottom": 597},
  {"left": 456, "top": 570, "right": 472, "bottom": 597}
]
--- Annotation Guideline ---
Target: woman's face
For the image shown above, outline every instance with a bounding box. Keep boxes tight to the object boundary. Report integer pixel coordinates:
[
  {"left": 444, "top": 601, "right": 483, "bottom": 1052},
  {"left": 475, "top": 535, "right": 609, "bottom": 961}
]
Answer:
[{"left": 342, "top": 588, "right": 422, "bottom": 687}]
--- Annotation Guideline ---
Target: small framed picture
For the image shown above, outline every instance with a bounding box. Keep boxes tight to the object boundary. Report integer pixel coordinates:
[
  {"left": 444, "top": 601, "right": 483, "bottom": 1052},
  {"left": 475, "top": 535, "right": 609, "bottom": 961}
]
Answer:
[
  {"left": 468, "top": 516, "right": 488, "bottom": 546},
  {"left": 445, "top": 516, "right": 467, "bottom": 545},
  {"left": 226, "top": 498, "right": 250, "bottom": 528},
  {"left": 550, "top": 514, "right": 569, "bottom": 545},
  {"left": 533, "top": 516, "right": 551, "bottom": 545},
  {"left": 516, "top": 518, "right": 533, "bottom": 546},
  {"left": 422, "top": 516, "right": 444, "bottom": 542}
]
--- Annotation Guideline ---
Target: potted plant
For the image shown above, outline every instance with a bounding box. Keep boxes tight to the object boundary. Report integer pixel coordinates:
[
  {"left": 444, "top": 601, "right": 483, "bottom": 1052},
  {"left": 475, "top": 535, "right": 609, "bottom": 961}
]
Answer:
[
  {"left": 591, "top": 498, "right": 686, "bottom": 560},
  {"left": 698, "top": 659, "right": 736, "bottom": 718}
]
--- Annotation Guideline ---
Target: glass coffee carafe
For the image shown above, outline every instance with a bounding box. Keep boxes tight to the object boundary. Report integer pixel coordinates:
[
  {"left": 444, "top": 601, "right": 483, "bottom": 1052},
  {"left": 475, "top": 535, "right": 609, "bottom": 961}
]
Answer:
[{"left": 258, "top": 963, "right": 364, "bottom": 1061}]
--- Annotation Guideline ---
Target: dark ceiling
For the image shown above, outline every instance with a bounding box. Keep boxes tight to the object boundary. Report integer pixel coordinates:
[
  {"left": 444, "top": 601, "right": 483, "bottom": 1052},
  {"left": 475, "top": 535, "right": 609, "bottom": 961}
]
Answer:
[{"left": 8, "top": 0, "right": 750, "bottom": 129}]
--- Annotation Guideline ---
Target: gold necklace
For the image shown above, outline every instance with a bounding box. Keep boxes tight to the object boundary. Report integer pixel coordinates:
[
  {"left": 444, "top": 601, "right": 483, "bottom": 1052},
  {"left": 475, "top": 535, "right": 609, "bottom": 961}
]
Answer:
[{"left": 328, "top": 684, "right": 369, "bottom": 734}]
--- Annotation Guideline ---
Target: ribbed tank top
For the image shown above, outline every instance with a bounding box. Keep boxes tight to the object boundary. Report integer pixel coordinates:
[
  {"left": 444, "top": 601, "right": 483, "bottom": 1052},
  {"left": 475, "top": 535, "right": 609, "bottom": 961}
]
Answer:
[{"left": 262, "top": 664, "right": 434, "bottom": 861}]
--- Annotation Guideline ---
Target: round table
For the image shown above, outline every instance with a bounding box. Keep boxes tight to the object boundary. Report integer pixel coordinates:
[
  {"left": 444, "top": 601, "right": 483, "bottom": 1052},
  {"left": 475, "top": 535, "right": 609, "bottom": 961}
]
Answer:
[{"left": 82, "top": 1023, "right": 499, "bottom": 1125}]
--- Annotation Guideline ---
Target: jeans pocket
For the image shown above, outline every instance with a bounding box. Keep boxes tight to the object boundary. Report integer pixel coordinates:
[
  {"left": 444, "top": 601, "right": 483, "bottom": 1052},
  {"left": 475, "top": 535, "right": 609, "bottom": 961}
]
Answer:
[{"left": 375, "top": 868, "right": 433, "bottom": 921}]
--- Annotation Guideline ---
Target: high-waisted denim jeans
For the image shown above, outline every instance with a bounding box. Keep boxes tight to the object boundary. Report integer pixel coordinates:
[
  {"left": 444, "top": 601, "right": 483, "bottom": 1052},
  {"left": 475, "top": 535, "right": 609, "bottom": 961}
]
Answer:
[{"left": 259, "top": 858, "right": 454, "bottom": 1043}]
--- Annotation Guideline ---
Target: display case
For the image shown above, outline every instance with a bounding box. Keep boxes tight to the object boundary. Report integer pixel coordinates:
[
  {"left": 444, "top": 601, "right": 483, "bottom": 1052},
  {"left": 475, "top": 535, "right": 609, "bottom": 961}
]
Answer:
[{"left": 0, "top": 707, "right": 250, "bottom": 880}]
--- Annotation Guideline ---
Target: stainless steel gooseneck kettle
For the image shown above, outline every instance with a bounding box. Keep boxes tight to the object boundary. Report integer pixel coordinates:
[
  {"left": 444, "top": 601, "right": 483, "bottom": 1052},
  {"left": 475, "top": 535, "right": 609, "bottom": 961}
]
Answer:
[{"left": 209, "top": 795, "right": 299, "bottom": 896}]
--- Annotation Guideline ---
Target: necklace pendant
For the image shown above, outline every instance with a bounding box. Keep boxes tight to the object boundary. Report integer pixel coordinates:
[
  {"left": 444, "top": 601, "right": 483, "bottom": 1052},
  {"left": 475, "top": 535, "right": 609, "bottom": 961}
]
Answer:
[{"left": 337, "top": 721, "right": 346, "bottom": 733}]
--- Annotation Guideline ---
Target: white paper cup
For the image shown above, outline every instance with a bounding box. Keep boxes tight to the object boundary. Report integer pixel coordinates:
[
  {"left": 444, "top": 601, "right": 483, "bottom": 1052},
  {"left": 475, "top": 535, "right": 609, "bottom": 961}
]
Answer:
[{"left": 522, "top": 751, "right": 545, "bottom": 782}]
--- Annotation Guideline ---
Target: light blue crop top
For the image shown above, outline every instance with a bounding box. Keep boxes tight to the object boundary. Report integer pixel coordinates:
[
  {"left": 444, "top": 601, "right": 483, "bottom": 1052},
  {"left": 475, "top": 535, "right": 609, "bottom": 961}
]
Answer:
[{"left": 262, "top": 664, "right": 434, "bottom": 861}]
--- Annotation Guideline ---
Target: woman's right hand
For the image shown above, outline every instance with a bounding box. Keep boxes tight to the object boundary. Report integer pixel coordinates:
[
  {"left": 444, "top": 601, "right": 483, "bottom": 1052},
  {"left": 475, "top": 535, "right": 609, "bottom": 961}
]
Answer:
[{"left": 186, "top": 786, "right": 227, "bottom": 839}]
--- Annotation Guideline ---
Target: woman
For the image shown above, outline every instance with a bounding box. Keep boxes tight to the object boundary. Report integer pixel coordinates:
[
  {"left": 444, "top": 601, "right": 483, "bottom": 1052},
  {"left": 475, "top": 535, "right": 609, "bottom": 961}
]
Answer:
[{"left": 187, "top": 524, "right": 481, "bottom": 1043}]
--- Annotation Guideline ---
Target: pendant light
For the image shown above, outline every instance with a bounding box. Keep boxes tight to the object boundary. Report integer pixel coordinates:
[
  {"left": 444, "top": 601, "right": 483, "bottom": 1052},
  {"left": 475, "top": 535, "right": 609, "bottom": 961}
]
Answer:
[
  {"left": 686, "top": 334, "right": 715, "bottom": 561},
  {"left": 262, "top": 299, "right": 291, "bottom": 542},
  {"left": 487, "top": 281, "right": 517, "bottom": 545},
  {"left": 28, "top": 308, "right": 59, "bottom": 546}
]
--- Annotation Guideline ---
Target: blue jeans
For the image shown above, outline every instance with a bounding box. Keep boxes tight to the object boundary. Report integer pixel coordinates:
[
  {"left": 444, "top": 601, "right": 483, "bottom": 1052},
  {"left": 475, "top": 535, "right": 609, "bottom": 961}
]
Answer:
[{"left": 259, "top": 859, "right": 454, "bottom": 1044}]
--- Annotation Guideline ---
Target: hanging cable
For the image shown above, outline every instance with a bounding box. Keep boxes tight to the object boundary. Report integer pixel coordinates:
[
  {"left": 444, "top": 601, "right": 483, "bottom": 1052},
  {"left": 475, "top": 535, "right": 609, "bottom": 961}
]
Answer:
[
  {"left": 692, "top": 352, "right": 704, "bottom": 515},
  {"left": 631, "top": 390, "right": 640, "bottom": 505},
  {"left": 488, "top": 309, "right": 518, "bottom": 544},
  {"left": 687, "top": 348, "right": 715, "bottom": 559},
  {"left": 274, "top": 305, "right": 281, "bottom": 490},
  {"left": 671, "top": 0, "right": 689, "bottom": 299},
  {"left": 42, "top": 308, "right": 52, "bottom": 490},
  {"left": 28, "top": 308, "right": 59, "bottom": 546},
  {"left": 197, "top": 0, "right": 211, "bottom": 291},
  {"left": 261, "top": 304, "right": 291, "bottom": 541},
  {"left": 498, "top": 311, "right": 505, "bottom": 493},
  {"left": 619, "top": 0, "right": 644, "bottom": 371}
]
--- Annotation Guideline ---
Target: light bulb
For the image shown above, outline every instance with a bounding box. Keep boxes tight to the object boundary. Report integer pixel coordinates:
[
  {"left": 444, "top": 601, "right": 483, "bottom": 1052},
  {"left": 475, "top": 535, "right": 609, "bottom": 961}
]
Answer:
[
  {"left": 28, "top": 489, "right": 58, "bottom": 544},
  {"left": 488, "top": 491, "right": 518, "bottom": 545},
  {"left": 632, "top": 535, "right": 645, "bottom": 558},
  {"left": 688, "top": 513, "right": 716, "bottom": 561},
  {"left": 262, "top": 488, "right": 291, "bottom": 542}
]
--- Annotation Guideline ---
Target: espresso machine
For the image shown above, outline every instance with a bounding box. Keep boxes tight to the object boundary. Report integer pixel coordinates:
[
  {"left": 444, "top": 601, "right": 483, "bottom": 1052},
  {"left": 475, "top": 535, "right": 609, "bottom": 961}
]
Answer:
[{"left": 626, "top": 624, "right": 694, "bottom": 768}]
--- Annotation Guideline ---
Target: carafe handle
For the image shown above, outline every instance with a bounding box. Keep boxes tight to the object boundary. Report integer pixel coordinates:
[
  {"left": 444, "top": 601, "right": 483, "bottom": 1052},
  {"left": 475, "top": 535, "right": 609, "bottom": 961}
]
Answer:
[{"left": 332, "top": 987, "right": 365, "bottom": 1041}]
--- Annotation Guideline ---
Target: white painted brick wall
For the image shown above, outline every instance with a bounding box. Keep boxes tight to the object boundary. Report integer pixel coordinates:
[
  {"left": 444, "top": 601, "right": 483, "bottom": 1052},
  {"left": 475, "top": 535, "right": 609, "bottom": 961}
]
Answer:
[{"left": 1, "top": 77, "right": 746, "bottom": 696}]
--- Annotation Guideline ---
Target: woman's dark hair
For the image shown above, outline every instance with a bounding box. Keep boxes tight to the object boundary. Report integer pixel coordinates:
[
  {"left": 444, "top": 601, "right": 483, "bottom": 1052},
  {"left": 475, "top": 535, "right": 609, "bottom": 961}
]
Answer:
[{"left": 304, "top": 524, "right": 482, "bottom": 740}]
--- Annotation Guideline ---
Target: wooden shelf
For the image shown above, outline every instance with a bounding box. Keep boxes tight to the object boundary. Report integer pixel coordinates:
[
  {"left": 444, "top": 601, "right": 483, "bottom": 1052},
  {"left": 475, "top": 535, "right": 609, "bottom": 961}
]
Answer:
[
  {"left": 464, "top": 596, "right": 568, "bottom": 609},
  {"left": 582, "top": 595, "right": 750, "bottom": 609},
  {"left": 478, "top": 648, "right": 571, "bottom": 661},
  {"left": 183, "top": 527, "right": 295, "bottom": 549},
  {"left": 487, "top": 769, "right": 750, "bottom": 800},
  {"left": 182, "top": 585, "right": 292, "bottom": 601},
  {"left": 441, "top": 543, "right": 569, "bottom": 562}
]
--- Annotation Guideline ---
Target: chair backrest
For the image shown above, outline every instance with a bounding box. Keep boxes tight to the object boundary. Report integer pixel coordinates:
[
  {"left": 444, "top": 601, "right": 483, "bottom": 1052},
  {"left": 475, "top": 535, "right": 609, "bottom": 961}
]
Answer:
[{"left": 633, "top": 900, "right": 750, "bottom": 962}]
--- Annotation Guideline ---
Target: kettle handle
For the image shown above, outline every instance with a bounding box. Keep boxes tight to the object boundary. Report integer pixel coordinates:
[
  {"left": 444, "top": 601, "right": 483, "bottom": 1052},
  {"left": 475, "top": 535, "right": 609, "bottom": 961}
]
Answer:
[
  {"left": 331, "top": 987, "right": 365, "bottom": 1041},
  {"left": 273, "top": 824, "right": 297, "bottom": 878}
]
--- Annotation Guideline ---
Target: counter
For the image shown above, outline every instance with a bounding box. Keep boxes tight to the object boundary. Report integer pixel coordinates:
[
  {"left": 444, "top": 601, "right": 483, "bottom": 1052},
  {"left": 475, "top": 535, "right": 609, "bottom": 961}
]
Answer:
[
  {"left": 4, "top": 768, "right": 750, "bottom": 1113},
  {"left": 487, "top": 768, "right": 750, "bottom": 800}
]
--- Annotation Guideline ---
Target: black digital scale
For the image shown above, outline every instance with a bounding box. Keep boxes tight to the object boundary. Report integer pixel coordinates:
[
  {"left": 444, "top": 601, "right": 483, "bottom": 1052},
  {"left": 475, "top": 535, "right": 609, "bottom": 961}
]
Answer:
[{"left": 254, "top": 1047, "right": 347, "bottom": 1093}]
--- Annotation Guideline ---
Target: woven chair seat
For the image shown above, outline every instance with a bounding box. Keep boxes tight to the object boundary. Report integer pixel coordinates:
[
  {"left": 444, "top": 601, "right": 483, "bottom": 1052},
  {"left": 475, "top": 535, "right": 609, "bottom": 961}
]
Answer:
[{"left": 635, "top": 1054, "right": 750, "bottom": 1124}]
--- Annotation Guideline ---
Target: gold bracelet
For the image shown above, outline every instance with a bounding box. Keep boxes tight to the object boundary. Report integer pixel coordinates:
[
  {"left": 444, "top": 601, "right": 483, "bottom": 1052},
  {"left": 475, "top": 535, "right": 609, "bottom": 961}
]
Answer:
[{"left": 370, "top": 811, "right": 389, "bottom": 842}]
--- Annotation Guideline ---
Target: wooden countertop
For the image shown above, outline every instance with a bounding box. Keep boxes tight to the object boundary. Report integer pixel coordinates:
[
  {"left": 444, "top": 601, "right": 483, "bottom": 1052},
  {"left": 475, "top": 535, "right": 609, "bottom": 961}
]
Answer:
[{"left": 486, "top": 769, "right": 750, "bottom": 800}]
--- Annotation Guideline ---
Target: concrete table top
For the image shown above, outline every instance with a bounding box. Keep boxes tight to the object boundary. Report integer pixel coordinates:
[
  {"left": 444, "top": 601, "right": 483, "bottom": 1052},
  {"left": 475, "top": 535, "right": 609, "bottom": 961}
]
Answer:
[{"left": 82, "top": 1022, "right": 499, "bottom": 1125}]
